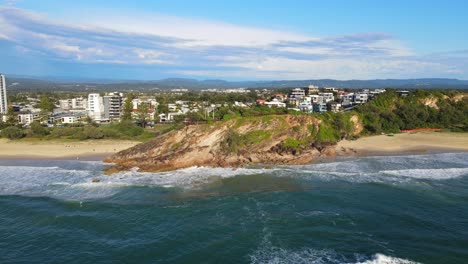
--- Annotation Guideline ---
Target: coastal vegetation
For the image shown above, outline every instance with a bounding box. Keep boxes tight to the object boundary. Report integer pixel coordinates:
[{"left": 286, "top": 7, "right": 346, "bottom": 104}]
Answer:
[{"left": 356, "top": 89, "right": 467, "bottom": 133}]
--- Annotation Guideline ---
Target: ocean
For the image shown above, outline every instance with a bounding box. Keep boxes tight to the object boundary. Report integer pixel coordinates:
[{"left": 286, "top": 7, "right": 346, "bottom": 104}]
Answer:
[{"left": 1, "top": 152, "right": 467, "bottom": 264}]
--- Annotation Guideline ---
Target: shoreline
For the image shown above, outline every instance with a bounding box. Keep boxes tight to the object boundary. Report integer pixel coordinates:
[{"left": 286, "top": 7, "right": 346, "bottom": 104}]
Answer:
[
  {"left": 0, "top": 139, "right": 139, "bottom": 161},
  {"left": 0, "top": 132, "right": 466, "bottom": 165},
  {"left": 336, "top": 132, "right": 468, "bottom": 157}
]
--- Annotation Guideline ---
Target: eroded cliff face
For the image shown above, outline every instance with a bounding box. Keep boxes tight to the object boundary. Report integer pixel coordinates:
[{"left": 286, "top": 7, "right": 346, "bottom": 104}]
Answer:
[{"left": 105, "top": 115, "right": 361, "bottom": 173}]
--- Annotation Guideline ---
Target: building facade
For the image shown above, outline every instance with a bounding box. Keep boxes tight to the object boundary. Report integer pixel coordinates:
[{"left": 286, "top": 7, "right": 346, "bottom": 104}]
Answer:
[
  {"left": 0, "top": 74, "right": 7, "bottom": 114},
  {"left": 87, "top": 93, "right": 104, "bottom": 121},
  {"left": 103, "top": 92, "right": 123, "bottom": 120}
]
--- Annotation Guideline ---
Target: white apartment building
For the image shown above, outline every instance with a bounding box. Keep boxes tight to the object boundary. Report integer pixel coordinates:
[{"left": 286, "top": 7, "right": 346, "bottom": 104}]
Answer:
[
  {"left": 132, "top": 98, "right": 158, "bottom": 110},
  {"left": 290, "top": 88, "right": 306, "bottom": 99},
  {"left": 59, "top": 98, "right": 86, "bottom": 110},
  {"left": 354, "top": 93, "right": 369, "bottom": 104},
  {"left": 0, "top": 74, "right": 7, "bottom": 114},
  {"left": 318, "top": 93, "right": 334, "bottom": 103},
  {"left": 264, "top": 99, "right": 286, "bottom": 108},
  {"left": 18, "top": 112, "right": 41, "bottom": 126},
  {"left": 87, "top": 93, "right": 104, "bottom": 121}
]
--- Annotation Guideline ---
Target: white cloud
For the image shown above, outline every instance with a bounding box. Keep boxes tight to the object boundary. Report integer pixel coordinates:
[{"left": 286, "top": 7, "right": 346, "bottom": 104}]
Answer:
[{"left": 0, "top": 6, "right": 465, "bottom": 79}]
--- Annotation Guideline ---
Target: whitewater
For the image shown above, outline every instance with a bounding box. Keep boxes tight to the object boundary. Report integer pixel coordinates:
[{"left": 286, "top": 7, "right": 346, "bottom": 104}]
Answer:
[{"left": 1, "top": 152, "right": 467, "bottom": 263}]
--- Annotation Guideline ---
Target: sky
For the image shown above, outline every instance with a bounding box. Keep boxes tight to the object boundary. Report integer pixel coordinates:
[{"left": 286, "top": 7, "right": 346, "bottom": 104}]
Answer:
[{"left": 0, "top": 0, "right": 467, "bottom": 80}]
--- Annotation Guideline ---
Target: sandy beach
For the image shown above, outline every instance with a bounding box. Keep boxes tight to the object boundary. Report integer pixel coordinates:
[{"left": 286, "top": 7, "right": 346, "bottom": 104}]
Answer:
[
  {"left": 0, "top": 139, "right": 140, "bottom": 160},
  {"left": 337, "top": 132, "right": 468, "bottom": 155}
]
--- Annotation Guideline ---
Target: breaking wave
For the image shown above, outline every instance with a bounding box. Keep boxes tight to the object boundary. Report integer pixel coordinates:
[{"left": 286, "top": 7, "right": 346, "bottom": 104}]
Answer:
[{"left": 0, "top": 152, "right": 466, "bottom": 200}]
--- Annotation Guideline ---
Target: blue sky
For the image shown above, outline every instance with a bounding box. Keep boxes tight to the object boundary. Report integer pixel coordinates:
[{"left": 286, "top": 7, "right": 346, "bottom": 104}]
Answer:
[{"left": 1, "top": 0, "right": 467, "bottom": 80}]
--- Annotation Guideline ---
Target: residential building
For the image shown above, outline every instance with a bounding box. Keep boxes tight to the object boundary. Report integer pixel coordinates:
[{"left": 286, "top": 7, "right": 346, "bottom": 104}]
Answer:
[
  {"left": 274, "top": 93, "right": 287, "bottom": 102},
  {"left": 298, "top": 101, "right": 313, "bottom": 113},
  {"left": 49, "top": 112, "right": 86, "bottom": 124},
  {"left": 256, "top": 99, "right": 266, "bottom": 105},
  {"left": 290, "top": 88, "right": 306, "bottom": 99},
  {"left": 313, "top": 103, "right": 328, "bottom": 113},
  {"left": 132, "top": 98, "right": 158, "bottom": 110},
  {"left": 324, "top": 87, "right": 338, "bottom": 92},
  {"left": 328, "top": 102, "right": 342, "bottom": 113},
  {"left": 18, "top": 112, "right": 41, "bottom": 126},
  {"left": 318, "top": 92, "right": 334, "bottom": 103},
  {"left": 354, "top": 93, "right": 369, "bottom": 104},
  {"left": 0, "top": 74, "right": 7, "bottom": 114},
  {"left": 87, "top": 93, "right": 104, "bottom": 121},
  {"left": 309, "top": 95, "right": 324, "bottom": 104},
  {"left": 59, "top": 97, "right": 87, "bottom": 110},
  {"left": 396, "top": 91, "right": 410, "bottom": 97},
  {"left": 305, "top": 85, "right": 319, "bottom": 94},
  {"left": 103, "top": 92, "right": 123, "bottom": 120},
  {"left": 264, "top": 99, "right": 286, "bottom": 108}
]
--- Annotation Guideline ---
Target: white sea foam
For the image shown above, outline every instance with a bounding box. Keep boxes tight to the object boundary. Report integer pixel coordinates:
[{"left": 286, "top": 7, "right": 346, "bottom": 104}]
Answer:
[
  {"left": 0, "top": 152, "right": 466, "bottom": 200},
  {"left": 381, "top": 168, "right": 468, "bottom": 180},
  {"left": 355, "top": 254, "right": 421, "bottom": 264},
  {"left": 249, "top": 246, "right": 420, "bottom": 264},
  {"left": 0, "top": 164, "right": 275, "bottom": 200}
]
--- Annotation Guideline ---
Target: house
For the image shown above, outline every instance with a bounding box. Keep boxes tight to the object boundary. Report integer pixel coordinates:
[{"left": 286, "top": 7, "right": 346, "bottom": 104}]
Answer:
[
  {"left": 324, "top": 87, "right": 338, "bottom": 92},
  {"left": 274, "top": 93, "right": 287, "bottom": 102},
  {"left": 313, "top": 103, "right": 327, "bottom": 113},
  {"left": 298, "top": 101, "right": 313, "bottom": 113},
  {"left": 396, "top": 91, "right": 410, "bottom": 97},
  {"left": 290, "top": 88, "right": 305, "bottom": 99},
  {"left": 234, "top": 101, "right": 248, "bottom": 107},
  {"left": 168, "top": 103, "right": 177, "bottom": 111},
  {"left": 305, "top": 85, "right": 319, "bottom": 94},
  {"left": 318, "top": 93, "right": 334, "bottom": 103},
  {"left": 328, "top": 102, "right": 342, "bottom": 113},
  {"left": 264, "top": 98, "right": 286, "bottom": 108},
  {"left": 309, "top": 95, "right": 324, "bottom": 104},
  {"left": 354, "top": 93, "right": 369, "bottom": 104},
  {"left": 256, "top": 99, "right": 266, "bottom": 105}
]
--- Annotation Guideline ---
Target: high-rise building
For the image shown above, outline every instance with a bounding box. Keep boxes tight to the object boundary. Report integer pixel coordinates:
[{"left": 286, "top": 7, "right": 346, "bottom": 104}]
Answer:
[
  {"left": 103, "top": 92, "right": 123, "bottom": 120},
  {"left": 0, "top": 74, "right": 7, "bottom": 114},
  {"left": 87, "top": 93, "right": 103, "bottom": 121}
]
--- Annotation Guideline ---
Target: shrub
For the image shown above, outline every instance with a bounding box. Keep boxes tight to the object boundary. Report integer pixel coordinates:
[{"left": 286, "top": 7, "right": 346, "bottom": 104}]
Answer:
[
  {"left": 30, "top": 121, "right": 48, "bottom": 136},
  {"left": 1, "top": 126, "right": 24, "bottom": 140}
]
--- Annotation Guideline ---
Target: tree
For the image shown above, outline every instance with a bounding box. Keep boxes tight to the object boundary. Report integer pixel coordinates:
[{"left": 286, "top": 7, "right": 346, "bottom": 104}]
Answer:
[
  {"left": 1, "top": 126, "right": 24, "bottom": 140},
  {"left": 30, "top": 121, "right": 48, "bottom": 136},
  {"left": 157, "top": 103, "right": 169, "bottom": 114},
  {"left": 5, "top": 106, "right": 18, "bottom": 126},
  {"left": 38, "top": 96, "right": 55, "bottom": 112},
  {"left": 136, "top": 102, "right": 150, "bottom": 128},
  {"left": 121, "top": 96, "right": 133, "bottom": 121}
]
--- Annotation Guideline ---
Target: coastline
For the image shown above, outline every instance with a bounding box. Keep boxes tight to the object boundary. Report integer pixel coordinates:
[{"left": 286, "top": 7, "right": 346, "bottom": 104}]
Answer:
[
  {"left": 0, "top": 139, "right": 139, "bottom": 160},
  {"left": 1, "top": 132, "right": 466, "bottom": 165},
  {"left": 336, "top": 132, "right": 468, "bottom": 157}
]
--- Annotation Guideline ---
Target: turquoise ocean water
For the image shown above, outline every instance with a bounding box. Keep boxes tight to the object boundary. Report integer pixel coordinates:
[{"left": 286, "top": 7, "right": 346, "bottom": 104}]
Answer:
[{"left": 1, "top": 152, "right": 467, "bottom": 263}]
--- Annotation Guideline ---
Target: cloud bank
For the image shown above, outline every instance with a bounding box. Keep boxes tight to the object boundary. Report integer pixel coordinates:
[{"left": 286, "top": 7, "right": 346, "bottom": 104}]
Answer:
[{"left": 0, "top": 6, "right": 465, "bottom": 80}]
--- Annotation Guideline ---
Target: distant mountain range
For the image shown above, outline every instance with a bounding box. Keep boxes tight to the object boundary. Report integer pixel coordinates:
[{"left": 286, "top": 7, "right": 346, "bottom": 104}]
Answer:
[{"left": 4, "top": 75, "right": 468, "bottom": 91}]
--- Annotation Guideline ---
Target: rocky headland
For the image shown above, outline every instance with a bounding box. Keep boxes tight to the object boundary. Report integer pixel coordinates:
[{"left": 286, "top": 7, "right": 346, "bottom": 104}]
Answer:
[{"left": 105, "top": 114, "right": 362, "bottom": 173}]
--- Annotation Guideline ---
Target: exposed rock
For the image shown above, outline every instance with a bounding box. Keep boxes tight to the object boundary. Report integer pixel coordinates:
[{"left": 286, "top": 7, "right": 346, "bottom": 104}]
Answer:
[{"left": 104, "top": 115, "right": 350, "bottom": 173}]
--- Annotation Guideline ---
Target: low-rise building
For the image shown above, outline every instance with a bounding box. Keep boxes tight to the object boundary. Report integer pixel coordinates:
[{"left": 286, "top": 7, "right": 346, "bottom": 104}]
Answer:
[
  {"left": 18, "top": 112, "right": 41, "bottom": 126},
  {"left": 354, "top": 93, "right": 369, "bottom": 104},
  {"left": 313, "top": 103, "right": 327, "bottom": 113},
  {"left": 318, "top": 92, "right": 334, "bottom": 103},
  {"left": 264, "top": 99, "right": 286, "bottom": 108},
  {"left": 298, "top": 101, "right": 313, "bottom": 113},
  {"left": 290, "top": 88, "right": 306, "bottom": 99},
  {"left": 328, "top": 102, "right": 342, "bottom": 112}
]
